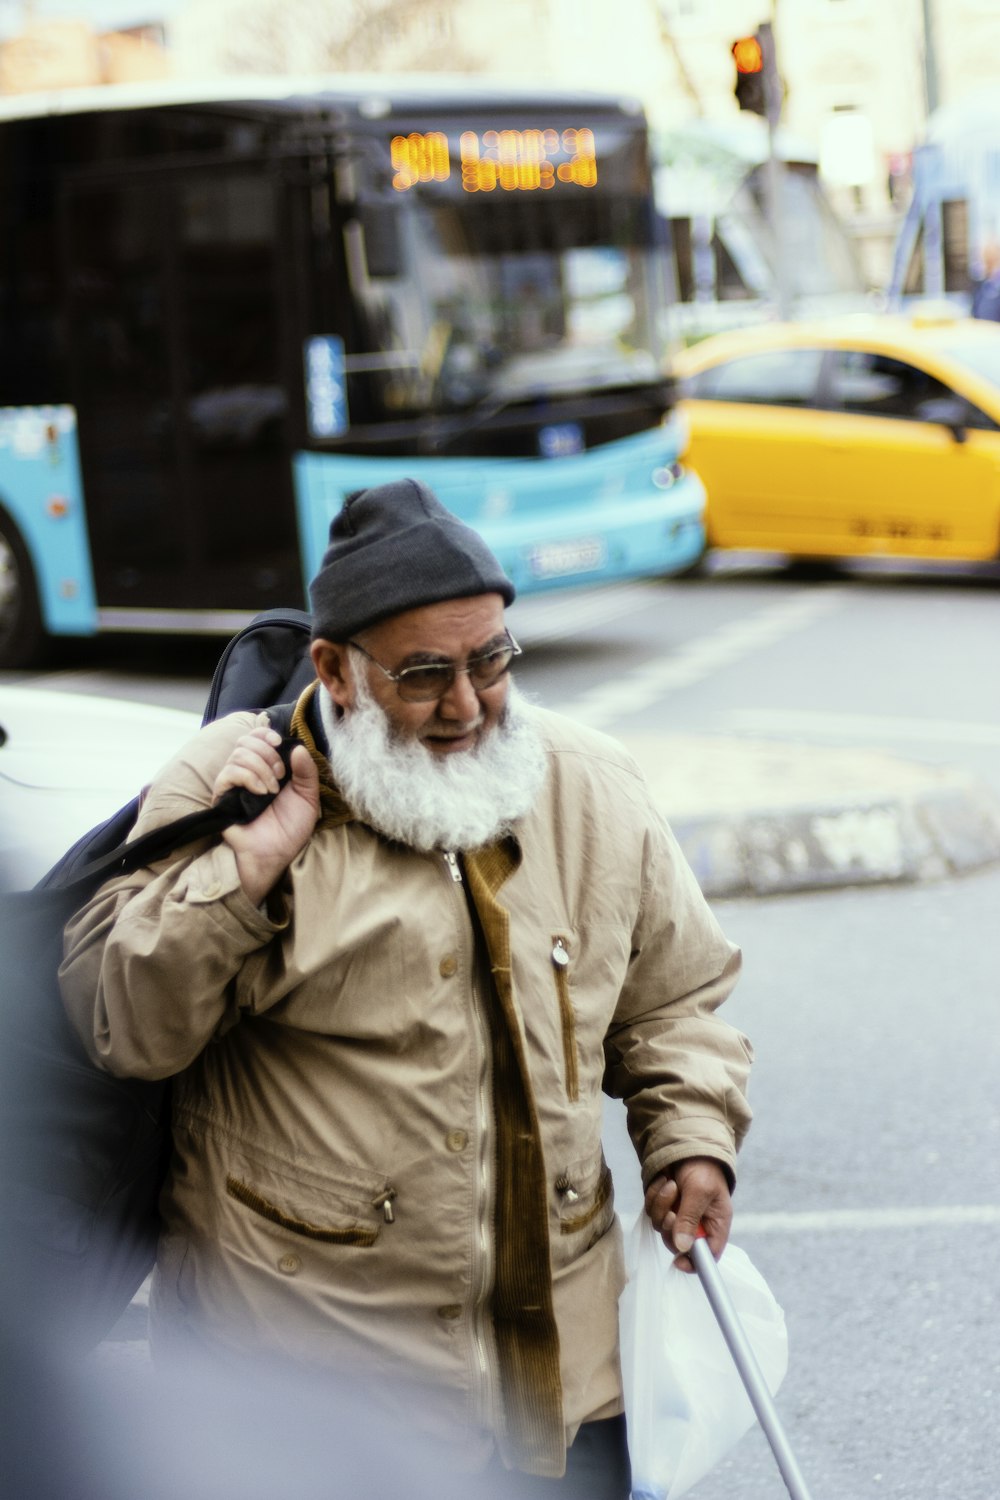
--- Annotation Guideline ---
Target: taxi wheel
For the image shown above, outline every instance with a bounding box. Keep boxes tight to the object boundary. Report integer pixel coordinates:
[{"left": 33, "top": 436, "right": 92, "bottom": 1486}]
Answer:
[
  {"left": 0, "top": 514, "right": 47, "bottom": 669},
  {"left": 785, "top": 556, "right": 844, "bottom": 580}
]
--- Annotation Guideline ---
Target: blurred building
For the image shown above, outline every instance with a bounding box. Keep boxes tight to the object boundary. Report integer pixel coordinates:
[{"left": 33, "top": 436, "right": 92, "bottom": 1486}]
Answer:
[
  {"left": 4, "top": 1, "right": 997, "bottom": 292},
  {"left": 0, "top": 16, "right": 170, "bottom": 92},
  {"left": 162, "top": 0, "right": 1000, "bottom": 289}
]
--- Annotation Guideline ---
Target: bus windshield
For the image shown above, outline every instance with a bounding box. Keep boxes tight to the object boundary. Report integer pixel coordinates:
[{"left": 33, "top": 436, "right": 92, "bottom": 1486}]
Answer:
[{"left": 344, "top": 122, "right": 664, "bottom": 418}]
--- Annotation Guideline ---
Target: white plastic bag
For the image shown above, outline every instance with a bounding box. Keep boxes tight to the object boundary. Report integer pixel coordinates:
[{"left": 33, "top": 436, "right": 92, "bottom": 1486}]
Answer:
[{"left": 618, "top": 1211, "right": 789, "bottom": 1500}]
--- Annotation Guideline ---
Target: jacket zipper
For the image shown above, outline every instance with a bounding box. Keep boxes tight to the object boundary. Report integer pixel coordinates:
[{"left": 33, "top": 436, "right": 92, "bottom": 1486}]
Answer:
[
  {"left": 470, "top": 943, "right": 498, "bottom": 1431},
  {"left": 442, "top": 849, "right": 499, "bottom": 1430},
  {"left": 551, "top": 936, "right": 579, "bottom": 1102}
]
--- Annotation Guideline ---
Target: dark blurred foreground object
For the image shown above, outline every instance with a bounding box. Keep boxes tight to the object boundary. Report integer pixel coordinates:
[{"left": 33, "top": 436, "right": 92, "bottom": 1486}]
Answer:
[
  {"left": 0, "top": 609, "right": 313, "bottom": 1357},
  {"left": 0, "top": 1323, "right": 548, "bottom": 1500},
  {"left": 1, "top": 1312, "right": 625, "bottom": 1500}
]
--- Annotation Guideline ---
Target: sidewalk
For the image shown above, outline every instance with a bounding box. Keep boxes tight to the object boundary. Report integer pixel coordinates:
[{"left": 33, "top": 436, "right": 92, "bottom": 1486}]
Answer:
[{"left": 618, "top": 733, "right": 1000, "bottom": 898}]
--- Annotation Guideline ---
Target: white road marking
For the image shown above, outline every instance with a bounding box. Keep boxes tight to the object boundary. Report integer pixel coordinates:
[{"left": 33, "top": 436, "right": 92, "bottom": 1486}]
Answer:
[
  {"left": 734, "top": 1204, "right": 1000, "bottom": 1235},
  {"left": 557, "top": 588, "right": 848, "bottom": 729},
  {"left": 725, "top": 708, "right": 1000, "bottom": 748},
  {"left": 506, "top": 582, "right": 662, "bottom": 643}
]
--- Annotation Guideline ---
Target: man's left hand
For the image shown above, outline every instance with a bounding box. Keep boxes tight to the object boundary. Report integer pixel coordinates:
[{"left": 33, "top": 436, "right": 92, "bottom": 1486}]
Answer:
[{"left": 643, "top": 1157, "right": 733, "bottom": 1273}]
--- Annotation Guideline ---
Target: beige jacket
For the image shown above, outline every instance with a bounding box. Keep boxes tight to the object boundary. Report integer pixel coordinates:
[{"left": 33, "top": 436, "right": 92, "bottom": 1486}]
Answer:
[{"left": 60, "top": 688, "right": 752, "bottom": 1478}]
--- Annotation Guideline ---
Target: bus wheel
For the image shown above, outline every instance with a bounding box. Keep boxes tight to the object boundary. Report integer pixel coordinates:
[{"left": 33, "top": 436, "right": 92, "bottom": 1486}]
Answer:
[{"left": 0, "top": 516, "right": 47, "bottom": 669}]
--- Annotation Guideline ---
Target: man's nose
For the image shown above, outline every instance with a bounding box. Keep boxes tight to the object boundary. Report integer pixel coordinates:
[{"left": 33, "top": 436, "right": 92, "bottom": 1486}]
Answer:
[{"left": 438, "top": 668, "right": 481, "bottom": 720}]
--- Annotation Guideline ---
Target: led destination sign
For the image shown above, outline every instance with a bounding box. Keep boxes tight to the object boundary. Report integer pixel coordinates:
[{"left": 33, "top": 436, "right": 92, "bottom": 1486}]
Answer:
[{"left": 390, "top": 127, "right": 598, "bottom": 193}]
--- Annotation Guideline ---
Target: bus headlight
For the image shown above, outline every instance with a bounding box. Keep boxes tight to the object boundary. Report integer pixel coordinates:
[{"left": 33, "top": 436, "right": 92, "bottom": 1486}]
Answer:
[{"left": 652, "top": 462, "right": 684, "bottom": 490}]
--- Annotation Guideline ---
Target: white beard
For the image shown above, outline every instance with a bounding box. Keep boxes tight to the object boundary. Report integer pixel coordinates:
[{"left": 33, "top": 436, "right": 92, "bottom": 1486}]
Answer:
[{"left": 318, "top": 672, "right": 548, "bottom": 853}]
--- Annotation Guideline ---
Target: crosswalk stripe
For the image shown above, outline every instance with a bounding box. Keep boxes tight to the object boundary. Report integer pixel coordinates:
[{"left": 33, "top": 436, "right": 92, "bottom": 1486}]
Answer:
[
  {"left": 726, "top": 708, "right": 1000, "bottom": 748},
  {"left": 734, "top": 1204, "right": 1000, "bottom": 1234}
]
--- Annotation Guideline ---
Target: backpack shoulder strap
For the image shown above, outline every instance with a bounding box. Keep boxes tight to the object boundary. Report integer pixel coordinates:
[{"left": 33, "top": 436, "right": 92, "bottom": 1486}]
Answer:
[
  {"left": 35, "top": 606, "right": 313, "bottom": 897},
  {"left": 45, "top": 700, "right": 305, "bottom": 900},
  {"left": 39, "top": 696, "right": 302, "bottom": 894}
]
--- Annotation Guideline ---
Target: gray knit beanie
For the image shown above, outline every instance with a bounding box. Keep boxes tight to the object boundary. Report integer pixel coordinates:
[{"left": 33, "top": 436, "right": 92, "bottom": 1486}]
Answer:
[{"left": 309, "top": 479, "right": 515, "bottom": 640}]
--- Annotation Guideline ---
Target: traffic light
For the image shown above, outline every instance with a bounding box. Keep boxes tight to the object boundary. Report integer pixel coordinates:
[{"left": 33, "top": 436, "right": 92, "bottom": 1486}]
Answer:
[{"left": 732, "top": 33, "right": 766, "bottom": 115}]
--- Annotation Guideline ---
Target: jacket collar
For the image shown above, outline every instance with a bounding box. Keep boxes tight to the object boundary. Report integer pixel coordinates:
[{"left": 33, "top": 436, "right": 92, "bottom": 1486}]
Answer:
[{"left": 289, "top": 681, "right": 354, "bottom": 828}]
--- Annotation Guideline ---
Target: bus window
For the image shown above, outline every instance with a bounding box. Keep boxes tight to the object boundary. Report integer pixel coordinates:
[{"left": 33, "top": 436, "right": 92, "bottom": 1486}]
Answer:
[
  {"left": 64, "top": 160, "right": 298, "bottom": 613},
  {"left": 176, "top": 170, "right": 297, "bottom": 599},
  {"left": 0, "top": 121, "right": 64, "bottom": 404},
  {"left": 65, "top": 179, "right": 182, "bottom": 592}
]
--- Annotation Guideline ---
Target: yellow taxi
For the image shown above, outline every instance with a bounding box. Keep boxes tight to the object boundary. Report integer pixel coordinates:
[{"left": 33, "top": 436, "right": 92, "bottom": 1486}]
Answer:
[{"left": 672, "top": 312, "right": 1000, "bottom": 564}]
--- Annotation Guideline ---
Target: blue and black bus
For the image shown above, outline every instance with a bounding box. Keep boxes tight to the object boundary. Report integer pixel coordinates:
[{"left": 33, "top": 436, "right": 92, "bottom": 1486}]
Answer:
[{"left": 0, "top": 75, "right": 704, "bottom": 667}]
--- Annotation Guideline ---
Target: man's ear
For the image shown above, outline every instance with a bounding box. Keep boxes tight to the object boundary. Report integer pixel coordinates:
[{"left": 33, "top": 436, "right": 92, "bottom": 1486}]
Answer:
[{"left": 310, "top": 639, "right": 353, "bottom": 709}]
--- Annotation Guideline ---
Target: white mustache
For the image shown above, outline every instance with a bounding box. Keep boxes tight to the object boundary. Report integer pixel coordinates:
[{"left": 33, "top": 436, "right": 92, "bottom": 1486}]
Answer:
[{"left": 422, "top": 716, "right": 485, "bottom": 739}]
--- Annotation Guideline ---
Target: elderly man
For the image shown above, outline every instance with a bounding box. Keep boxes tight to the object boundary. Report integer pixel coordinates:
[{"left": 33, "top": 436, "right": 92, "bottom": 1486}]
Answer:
[{"left": 60, "top": 479, "right": 752, "bottom": 1497}]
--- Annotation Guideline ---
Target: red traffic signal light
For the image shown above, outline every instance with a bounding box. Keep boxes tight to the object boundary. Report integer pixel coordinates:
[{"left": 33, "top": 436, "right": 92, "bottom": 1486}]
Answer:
[
  {"left": 732, "top": 34, "right": 766, "bottom": 114},
  {"left": 732, "top": 36, "right": 763, "bottom": 74}
]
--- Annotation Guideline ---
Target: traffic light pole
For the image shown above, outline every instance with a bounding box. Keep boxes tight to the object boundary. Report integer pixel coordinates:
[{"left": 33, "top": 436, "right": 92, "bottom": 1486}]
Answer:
[{"left": 758, "top": 22, "right": 792, "bottom": 322}]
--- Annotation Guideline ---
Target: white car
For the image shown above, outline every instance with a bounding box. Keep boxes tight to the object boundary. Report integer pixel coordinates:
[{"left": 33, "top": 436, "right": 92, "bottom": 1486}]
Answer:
[{"left": 0, "top": 687, "right": 200, "bottom": 891}]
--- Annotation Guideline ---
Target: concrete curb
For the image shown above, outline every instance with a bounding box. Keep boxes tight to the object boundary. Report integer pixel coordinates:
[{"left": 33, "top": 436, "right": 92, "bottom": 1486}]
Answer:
[{"left": 618, "top": 734, "right": 1000, "bottom": 899}]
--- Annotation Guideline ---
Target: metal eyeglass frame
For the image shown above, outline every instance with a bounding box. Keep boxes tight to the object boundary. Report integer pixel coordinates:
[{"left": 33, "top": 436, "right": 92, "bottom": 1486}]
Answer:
[{"left": 346, "top": 631, "right": 522, "bottom": 702}]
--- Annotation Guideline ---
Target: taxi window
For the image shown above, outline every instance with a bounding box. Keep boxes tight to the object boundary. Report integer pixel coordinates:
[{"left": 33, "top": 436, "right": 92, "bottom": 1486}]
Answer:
[
  {"left": 829, "top": 352, "right": 952, "bottom": 418},
  {"left": 956, "top": 401, "right": 1000, "bottom": 432},
  {"left": 685, "top": 348, "right": 823, "bottom": 406},
  {"left": 828, "top": 350, "right": 999, "bottom": 430},
  {"left": 935, "top": 342, "right": 1000, "bottom": 431}
]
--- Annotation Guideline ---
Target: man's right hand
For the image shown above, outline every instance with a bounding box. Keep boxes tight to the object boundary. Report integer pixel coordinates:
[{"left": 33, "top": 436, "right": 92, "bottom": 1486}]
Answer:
[{"left": 213, "top": 721, "right": 320, "bottom": 905}]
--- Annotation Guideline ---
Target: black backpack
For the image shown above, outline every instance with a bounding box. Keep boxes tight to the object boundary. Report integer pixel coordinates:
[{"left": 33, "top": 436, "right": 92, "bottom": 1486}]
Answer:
[{"left": 0, "top": 608, "right": 315, "bottom": 1354}]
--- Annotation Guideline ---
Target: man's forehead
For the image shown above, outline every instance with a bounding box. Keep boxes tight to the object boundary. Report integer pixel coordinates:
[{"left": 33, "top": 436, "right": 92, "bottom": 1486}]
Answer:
[{"left": 364, "top": 593, "right": 507, "bottom": 656}]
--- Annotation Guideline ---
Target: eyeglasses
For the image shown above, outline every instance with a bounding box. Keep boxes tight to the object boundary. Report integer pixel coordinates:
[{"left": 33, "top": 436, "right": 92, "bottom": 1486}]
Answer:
[{"left": 348, "top": 632, "right": 522, "bottom": 703}]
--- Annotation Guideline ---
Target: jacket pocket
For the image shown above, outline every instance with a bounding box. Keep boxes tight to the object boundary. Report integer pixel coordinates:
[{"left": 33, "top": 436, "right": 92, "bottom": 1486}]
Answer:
[
  {"left": 225, "top": 1175, "right": 383, "bottom": 1245},
  {"left": 550, "top": 935, "right": 579, "bottom": 1103},
  {"left": 220, "top": 1147, "right": 395, "bottom": 1249},
  {"left": 555, "top": 1155, "right": 614, "bottom": 1241}
]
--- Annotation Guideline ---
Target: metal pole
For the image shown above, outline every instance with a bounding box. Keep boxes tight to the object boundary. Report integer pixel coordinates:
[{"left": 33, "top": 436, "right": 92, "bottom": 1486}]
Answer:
[
  {"left": 757, "top": 20, "right": 792, "bottom": 321},
  {"left": 921, "top": 0, "right": 939, "bottom": 117},
  {"left": 691, "top": 1233, "right": 814, "bottom": 1500}
]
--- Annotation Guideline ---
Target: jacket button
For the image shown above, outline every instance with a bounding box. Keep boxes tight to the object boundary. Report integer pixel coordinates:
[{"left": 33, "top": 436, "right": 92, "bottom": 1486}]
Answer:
[
  {"left": 277, "top": 1253, "right": 301, "bottom": 1275},
  {"left": 439, "top": 954, "right": 458, "bottom": 978},
  {"left": 437, "top": 1304, "right": 462, "bottom": 1320},
  {"left": 445, "top": 1129, "right": 468, "bottom": 1153}
]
